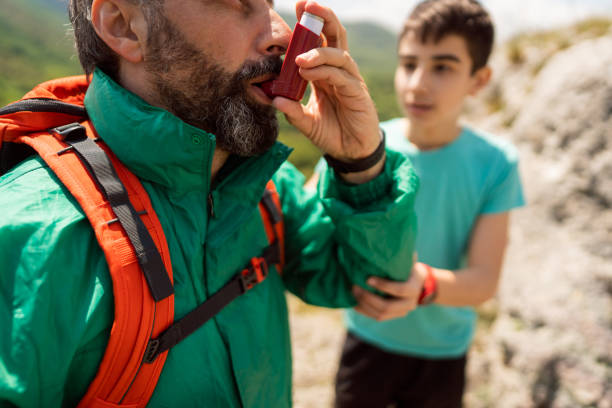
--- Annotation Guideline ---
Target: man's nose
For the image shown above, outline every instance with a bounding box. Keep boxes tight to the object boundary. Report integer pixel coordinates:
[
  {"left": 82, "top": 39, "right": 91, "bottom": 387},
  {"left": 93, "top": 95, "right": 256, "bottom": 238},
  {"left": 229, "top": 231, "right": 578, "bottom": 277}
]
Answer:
[{"left": 260, "top": 9, "right": 292, "bottom": 57}]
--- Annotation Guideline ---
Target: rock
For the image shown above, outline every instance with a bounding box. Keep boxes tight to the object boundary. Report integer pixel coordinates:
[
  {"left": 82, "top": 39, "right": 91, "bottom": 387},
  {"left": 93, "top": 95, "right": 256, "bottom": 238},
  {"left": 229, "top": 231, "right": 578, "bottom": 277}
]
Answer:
[
  {"left": 466, "top": 35, "right": 612, "bottom": 408},
  {"left": 512, "top": 36, "right": 612, "bottom": 260}
]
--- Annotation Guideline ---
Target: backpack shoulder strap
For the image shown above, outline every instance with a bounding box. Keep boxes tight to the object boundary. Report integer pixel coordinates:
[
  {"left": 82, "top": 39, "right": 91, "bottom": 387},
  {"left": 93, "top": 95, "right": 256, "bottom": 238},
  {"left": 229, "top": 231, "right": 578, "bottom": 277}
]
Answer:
[
  {"left": 15, "top": 121, "right": 175, "bottom": 407},
  {"left": 0, "top": 98, "right": 88, "bottom": 175},
  {"left": 259, "top": 180, "right": 285, "bottom": 272}
]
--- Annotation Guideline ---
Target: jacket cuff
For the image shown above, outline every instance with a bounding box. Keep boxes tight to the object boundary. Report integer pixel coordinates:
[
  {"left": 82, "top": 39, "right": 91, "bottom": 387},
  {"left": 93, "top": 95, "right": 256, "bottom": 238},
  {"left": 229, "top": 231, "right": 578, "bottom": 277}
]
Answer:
[{"left": 318, "top": 149, "right": 414, "bottom": 210}]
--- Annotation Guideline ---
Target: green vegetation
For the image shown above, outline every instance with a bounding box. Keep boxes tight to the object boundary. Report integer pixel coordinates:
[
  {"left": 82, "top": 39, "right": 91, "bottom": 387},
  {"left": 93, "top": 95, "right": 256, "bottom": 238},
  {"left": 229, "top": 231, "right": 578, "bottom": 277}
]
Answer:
[
  {"left": 1, "top": 3, "right": 401, "bottom": 174},
  {"left": 484, "top": 84, "right": 505, "bottom": 114},
  {"left": 525, "top": 16, "right": 612, "bottom": 46},
  {"left": 505, "top": 17, "right": 612, "bottom": 77},
  {"left": 573, "top": 17, "right": 612, "bottom": 37},
  {"left": 506, "top": 41, "right": 526, "bottom": 65},
  {"left": 0, "top": 0, "right": 81, "bottom": 105}
]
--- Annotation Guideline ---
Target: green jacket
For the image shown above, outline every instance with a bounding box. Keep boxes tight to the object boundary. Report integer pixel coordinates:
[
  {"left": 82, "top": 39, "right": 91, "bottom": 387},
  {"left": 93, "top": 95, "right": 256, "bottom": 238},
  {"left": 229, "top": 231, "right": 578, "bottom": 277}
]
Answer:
[{"left": 0, "top": 70, "right": 418, "bottom": 407}]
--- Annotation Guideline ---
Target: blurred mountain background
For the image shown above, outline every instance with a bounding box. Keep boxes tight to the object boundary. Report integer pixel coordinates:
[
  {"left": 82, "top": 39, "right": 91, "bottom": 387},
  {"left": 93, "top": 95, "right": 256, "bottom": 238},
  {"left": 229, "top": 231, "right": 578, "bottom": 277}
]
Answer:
[
  {"left": 0, "top": 0, "right": 401, "bottom": 178},
  {"left": 0, "top": 0, "right": 81, "bottom": 105},
  {"left": 1, "top": 1, "right": 610, "bottom": 407}
]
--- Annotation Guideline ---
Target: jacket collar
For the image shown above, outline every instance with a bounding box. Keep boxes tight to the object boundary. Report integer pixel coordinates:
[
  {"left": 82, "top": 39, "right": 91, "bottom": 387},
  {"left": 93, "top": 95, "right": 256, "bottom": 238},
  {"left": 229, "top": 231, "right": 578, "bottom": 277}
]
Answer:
[{"left": 84, "top": 69, "right": 291, "bottom": 197}]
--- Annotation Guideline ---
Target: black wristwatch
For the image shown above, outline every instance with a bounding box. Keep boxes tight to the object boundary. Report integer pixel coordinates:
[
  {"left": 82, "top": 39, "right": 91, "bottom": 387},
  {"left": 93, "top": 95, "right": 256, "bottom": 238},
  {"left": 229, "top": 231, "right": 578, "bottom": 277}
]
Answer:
[{"left": 323, "top": 128, "right": 386, "bottom": 174}]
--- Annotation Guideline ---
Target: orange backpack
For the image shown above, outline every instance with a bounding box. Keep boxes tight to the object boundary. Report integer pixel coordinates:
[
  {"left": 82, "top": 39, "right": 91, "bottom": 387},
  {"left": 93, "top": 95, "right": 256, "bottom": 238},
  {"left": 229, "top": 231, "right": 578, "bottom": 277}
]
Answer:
[{"left": 0, "top": 76, "right": 285, "bottom": 407}]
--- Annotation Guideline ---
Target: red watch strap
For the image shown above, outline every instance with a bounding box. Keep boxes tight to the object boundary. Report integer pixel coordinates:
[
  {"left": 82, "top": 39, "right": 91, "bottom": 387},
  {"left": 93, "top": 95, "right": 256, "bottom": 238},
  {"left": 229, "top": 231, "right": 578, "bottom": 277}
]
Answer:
[{"left": 417, "top": 263, "right": 437, "bottom": 305}]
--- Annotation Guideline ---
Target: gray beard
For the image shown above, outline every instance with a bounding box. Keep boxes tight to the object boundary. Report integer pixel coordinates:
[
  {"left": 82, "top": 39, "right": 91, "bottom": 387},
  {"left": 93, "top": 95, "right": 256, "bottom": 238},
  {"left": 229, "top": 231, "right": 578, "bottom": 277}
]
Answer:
[{"left": 143, "top": 12, "right": 282, "bottom": 156}]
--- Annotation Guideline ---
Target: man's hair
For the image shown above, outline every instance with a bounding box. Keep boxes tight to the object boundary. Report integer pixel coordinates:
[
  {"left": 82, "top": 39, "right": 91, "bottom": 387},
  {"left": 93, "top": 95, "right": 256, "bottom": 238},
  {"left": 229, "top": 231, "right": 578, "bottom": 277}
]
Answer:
[
  {"left": 399, "top": 0, "right": 494, "bottom": 73},
  {"left": 68, "top": 0, "right": 163, "bottom": 79}
]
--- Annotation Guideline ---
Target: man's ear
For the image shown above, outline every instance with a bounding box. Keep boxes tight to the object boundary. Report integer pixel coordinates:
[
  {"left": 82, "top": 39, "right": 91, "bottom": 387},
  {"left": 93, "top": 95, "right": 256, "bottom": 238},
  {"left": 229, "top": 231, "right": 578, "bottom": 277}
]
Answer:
[
  {"left": 469, "top": 65, "right": 492, "bottom": 96},
  {"left": 90, "top": 0, "right": 148, "bottom": 63}
]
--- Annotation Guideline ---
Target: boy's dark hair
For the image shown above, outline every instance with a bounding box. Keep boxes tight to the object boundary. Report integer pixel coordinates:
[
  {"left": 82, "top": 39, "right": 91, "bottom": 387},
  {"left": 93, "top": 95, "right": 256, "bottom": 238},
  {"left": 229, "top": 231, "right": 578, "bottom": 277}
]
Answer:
[
  {"left": 399, "top": 0, "right": 494, "bottom": 73},
  {"left": 68, "top": 0, "right": 163, "bottom": 79}
]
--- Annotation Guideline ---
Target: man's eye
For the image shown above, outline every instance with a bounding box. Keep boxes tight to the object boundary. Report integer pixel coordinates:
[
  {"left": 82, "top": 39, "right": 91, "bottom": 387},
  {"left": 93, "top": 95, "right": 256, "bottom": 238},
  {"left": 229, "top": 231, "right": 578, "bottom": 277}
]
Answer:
[
  {"left": 230, "top": 0, "right": 251, "bottom": 13},
  {"left": 402, "top": 63, "right": 417, "bottom": 71},
  {"left": 239, "top": 0, "right": 252, "bottom": 11}
]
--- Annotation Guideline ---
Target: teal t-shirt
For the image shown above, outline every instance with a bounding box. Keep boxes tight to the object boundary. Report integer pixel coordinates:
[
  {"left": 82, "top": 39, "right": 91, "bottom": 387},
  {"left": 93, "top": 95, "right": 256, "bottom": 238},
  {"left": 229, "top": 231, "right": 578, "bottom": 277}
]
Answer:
[{"left": 345, "top": 118, "right": 526, "bottom": 357}]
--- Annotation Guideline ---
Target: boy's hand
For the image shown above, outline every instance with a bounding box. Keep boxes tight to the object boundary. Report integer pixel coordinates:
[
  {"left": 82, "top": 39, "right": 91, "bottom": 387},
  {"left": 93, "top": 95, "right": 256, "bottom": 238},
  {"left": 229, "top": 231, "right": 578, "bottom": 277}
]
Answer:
[
  {"left": 353, "top": 263, "right": 429, "bottom": 321},
  {"left": 272, "top": 1, "right": 382, "bottom": 183}
]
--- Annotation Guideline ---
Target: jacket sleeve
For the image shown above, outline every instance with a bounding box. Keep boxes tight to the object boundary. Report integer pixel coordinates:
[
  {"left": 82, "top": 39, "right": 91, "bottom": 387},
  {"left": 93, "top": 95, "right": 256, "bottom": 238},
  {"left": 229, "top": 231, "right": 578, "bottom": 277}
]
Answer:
[
  {"left": 274, "top": 149, "right": 419, "bottom": 308},
  {"left": 0, "top": 161, "right": 111, "bottom": 408}
]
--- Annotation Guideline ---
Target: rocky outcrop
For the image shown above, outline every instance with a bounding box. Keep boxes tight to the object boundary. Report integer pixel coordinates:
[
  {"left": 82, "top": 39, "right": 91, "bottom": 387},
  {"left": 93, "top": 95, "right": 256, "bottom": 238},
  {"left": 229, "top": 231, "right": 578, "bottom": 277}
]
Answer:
[
  {"left": 512, "top": 35, "right": 612, "bottom": 259},
  {"left": 466, "top": 34, "right": 612, "bottom": 408}
]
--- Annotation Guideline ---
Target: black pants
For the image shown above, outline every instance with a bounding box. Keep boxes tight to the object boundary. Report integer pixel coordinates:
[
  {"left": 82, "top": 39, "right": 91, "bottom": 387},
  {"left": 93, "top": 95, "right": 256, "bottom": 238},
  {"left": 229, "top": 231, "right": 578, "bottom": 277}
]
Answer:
[{"left": 335, "top": 332, "right": 466, "bottom": 408}]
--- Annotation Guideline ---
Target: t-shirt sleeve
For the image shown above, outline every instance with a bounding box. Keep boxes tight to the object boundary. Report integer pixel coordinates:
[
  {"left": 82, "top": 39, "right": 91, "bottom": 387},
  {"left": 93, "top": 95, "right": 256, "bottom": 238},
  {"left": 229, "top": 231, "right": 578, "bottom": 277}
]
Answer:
[{"left": 481, "top": 149, "right": 526, "bottom": 214}]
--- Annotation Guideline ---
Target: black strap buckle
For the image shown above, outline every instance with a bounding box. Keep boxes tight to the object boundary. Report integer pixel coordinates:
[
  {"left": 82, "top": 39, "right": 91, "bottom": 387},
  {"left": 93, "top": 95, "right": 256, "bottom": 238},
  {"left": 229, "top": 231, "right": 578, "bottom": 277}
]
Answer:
[
  {"left": 239, "top": 257, "right": 269, "bottom": 293},
  {"left": 53, "top": 123, "right": 88, "bottom": 143},
  {"left": 143, "top": 338, "right": 160, "bottom": 364}
]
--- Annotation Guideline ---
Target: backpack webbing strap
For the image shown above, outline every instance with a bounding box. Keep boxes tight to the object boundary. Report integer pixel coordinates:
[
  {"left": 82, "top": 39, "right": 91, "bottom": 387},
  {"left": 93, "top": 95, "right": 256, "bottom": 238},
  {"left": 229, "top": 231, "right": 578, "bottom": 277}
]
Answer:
[
  {"left": 1, "top": 98, "right": 88, "bottom": 176},
  {"left": 53, "top": 123, "right": 174, "bottom": 302},
  {"left": 16, "top": 121, "right": 174, "bottom": 406},
  {"left": 143, "top": 186, "right": 284, "bottom": 364},
  {"left": 261, "top": 187, "right": 282, "bottom": 224},
  {"left": 260, "top": 180, "right": 285, "bottom": 270},
  {"left": 0, "top": 98, "right": 87, "bottom": 116}
]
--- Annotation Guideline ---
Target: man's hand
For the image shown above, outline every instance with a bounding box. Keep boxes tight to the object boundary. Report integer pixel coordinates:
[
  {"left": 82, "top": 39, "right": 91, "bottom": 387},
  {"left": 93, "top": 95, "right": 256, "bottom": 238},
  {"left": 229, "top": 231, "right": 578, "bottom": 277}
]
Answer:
[
  {"left": 353, "top": 262, "right": 430, "bottom": 321},
  {"left": 272, "top": 0, "right": 382, "bottom": 183}
]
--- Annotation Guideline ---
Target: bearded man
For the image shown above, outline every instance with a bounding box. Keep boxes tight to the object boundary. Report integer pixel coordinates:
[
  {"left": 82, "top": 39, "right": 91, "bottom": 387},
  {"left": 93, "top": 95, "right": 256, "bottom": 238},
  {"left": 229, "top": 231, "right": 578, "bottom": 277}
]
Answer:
[{"left": 0, "top": 0, "right": 418, "bottom": 406}]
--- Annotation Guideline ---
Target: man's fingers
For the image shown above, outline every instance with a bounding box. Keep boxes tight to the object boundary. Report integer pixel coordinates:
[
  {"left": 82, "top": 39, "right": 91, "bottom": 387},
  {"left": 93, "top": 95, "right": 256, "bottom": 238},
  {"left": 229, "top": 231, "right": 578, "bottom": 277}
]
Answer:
[
  {"left": 296, "top": 47, "right": 361, "bottom": 79},
  {"left": 299, "top": 66, "right": 364, "bottom": 99},
  {"left": 272, "top": 96, "right": 313, "bottom": 135},
  {"left": 295, "top": 1, "right": 348, "bottom": 50}
]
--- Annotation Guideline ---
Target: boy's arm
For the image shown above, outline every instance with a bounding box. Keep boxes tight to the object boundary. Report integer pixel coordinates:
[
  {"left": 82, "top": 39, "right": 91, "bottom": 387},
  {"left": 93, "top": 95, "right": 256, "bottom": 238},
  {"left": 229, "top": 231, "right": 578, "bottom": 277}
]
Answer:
[{"left": 354, "top": 212, "right": 509, "bottom": 320}]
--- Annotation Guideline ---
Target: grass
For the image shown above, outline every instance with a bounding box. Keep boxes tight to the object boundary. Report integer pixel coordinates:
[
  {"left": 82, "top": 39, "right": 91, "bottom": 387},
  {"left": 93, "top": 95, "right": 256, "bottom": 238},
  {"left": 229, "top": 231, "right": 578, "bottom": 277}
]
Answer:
[
  {"left": 485, "top": 85, "right": 506, "bottom": 114},
  {"left": 0, "top": 1, "right": 81, "bottom": 105},
  {"left": 477, "top": 299, "right": 500, "bottom": 330},
  {"left": 573, "top": 17, "right": 612, "bottom": 37},
  {"left": 502, "top": 113, "right": 518, "bottom": 129},
  {"left": 505, "top": 17, "right": 612, "bottom": 79},
  {"left": 506, "top": 40, "right": 526, "bottom": 65}
]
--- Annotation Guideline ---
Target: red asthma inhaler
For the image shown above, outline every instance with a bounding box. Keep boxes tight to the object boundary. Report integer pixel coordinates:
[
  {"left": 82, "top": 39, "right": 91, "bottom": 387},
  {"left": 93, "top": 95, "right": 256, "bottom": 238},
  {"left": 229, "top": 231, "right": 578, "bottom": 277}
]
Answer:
[{"left": 261, "top": 12, "right": 324, "bottom": 101}]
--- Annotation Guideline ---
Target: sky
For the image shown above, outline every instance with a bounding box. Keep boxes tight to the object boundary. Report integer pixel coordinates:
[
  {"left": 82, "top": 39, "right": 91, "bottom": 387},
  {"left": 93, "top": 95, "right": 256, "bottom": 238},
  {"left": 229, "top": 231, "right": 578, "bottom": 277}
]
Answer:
[{"left": 275, "top": 0, "right": 612, "bottom": 40}]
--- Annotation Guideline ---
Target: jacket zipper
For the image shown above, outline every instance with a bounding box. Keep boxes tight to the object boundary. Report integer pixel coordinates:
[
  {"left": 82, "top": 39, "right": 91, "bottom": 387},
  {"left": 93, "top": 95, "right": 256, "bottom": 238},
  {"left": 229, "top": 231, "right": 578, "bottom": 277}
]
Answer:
[{"left": 207, "top": 192, "right": 216, "bottom": 219}]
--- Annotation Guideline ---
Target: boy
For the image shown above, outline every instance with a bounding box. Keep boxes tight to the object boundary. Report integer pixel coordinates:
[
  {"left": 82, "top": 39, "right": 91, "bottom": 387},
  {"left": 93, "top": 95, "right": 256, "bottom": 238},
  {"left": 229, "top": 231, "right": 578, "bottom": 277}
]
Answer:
[{"left": 333, "top": 0, "right": 525, "bottom": 407}]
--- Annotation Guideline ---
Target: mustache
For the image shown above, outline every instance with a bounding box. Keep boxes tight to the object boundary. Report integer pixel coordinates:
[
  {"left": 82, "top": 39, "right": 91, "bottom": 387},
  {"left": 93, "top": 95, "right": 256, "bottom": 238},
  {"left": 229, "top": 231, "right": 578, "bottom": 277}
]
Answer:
[{"left": 236, "top": 56, "right": 283, "bottom": 81}]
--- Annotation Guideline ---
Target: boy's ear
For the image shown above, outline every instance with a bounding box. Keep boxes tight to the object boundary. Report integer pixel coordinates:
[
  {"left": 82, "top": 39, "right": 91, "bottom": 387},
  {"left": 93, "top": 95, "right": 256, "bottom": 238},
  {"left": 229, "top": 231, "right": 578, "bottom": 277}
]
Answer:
[
  {"left": 469, "top": 65, "right": 492, "bottom": 96},
  {"left": 90, "top": 0, "right": 148, "bottom": 63}
]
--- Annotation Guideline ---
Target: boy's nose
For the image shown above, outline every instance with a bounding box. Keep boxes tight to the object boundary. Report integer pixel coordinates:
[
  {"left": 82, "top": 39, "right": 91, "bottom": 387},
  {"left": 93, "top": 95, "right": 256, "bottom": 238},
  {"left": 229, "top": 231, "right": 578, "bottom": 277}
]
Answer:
[
  {"left": 259, "top": 9, "right": 292, "bottom": 57},
  {"left": 408, "top": 68, "right": 428, "bottom": 92}
]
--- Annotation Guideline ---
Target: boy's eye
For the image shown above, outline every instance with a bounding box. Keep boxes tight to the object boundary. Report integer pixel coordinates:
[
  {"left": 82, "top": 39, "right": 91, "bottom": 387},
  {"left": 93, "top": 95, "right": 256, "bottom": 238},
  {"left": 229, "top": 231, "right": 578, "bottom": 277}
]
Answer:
[
  {"left": 402, "top": 62, "right": 417, "bottom": 71},
  {"left": 433, "top": 64, "right": 451, "bottom": 73}
]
